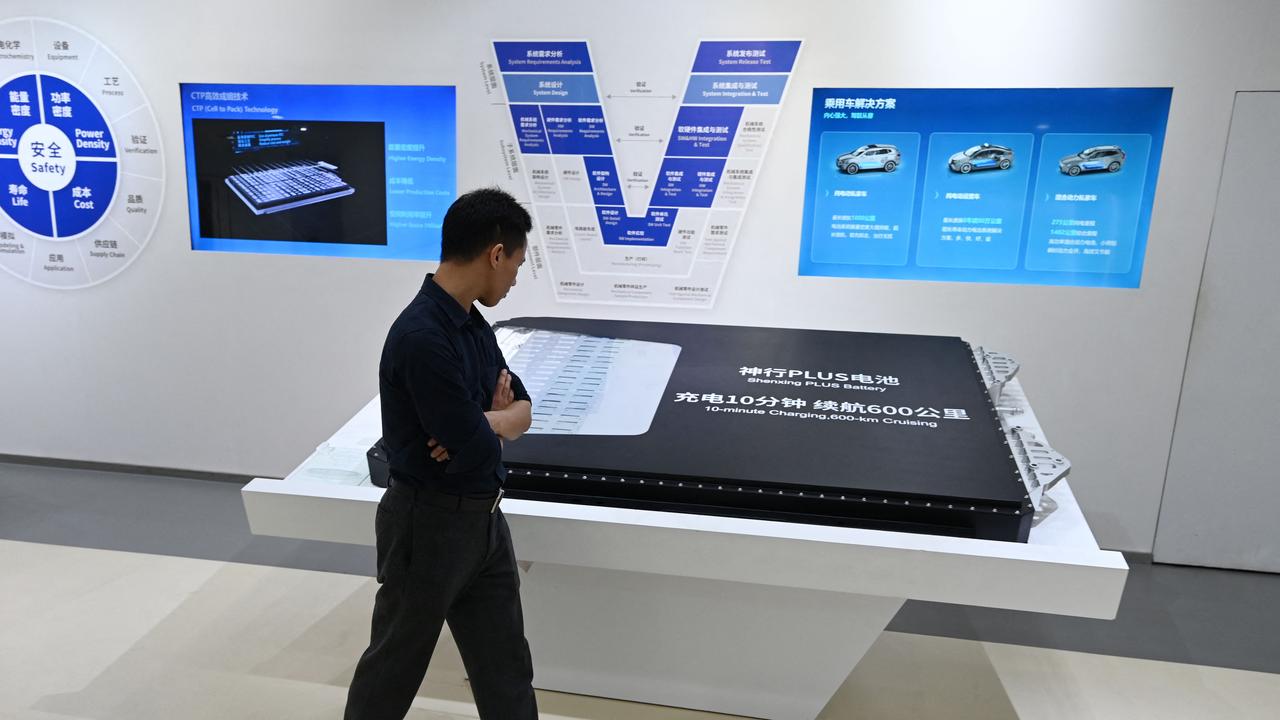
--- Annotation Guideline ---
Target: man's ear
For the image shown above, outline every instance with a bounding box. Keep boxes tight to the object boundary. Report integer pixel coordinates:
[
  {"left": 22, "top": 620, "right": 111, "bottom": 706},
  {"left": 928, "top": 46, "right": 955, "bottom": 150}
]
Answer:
[{"left": 489, "top": 243, "right": 505, "bottom": 268}]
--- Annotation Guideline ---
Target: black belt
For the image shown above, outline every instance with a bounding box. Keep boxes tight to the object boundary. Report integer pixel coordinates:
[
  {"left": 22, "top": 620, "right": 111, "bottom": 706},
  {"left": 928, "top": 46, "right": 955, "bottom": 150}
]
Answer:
[{"left": 390, "top": 477, "right": 504, "bottom": 514}]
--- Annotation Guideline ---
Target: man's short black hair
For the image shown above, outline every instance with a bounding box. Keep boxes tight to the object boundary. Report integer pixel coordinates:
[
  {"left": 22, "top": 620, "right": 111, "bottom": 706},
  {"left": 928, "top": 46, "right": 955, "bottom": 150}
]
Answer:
[{"left": 439, "top": 187, "right": 532, "bottom": 262}]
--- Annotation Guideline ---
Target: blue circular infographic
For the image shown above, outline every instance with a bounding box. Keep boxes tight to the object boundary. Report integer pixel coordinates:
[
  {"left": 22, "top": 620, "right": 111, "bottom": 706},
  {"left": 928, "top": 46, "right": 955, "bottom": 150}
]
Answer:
[{"left": 0, "top": 18, "right": 163, "bottom": 288}]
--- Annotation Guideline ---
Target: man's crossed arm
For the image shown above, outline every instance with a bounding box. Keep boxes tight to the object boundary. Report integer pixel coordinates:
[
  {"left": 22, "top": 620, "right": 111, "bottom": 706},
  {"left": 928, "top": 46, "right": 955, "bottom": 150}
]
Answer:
[{"left": 428, "top": 369, "right": 531, "bottom": 464}]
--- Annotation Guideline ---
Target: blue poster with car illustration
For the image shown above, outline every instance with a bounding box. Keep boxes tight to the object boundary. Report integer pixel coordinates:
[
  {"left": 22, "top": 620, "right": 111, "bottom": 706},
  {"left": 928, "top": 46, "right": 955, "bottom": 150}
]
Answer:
[{"left": 798, "top": 88, "right": 1171, "bottom": 288}]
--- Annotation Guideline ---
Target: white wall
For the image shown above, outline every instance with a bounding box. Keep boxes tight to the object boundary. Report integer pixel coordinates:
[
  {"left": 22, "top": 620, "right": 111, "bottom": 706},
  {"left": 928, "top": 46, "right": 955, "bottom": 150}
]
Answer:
[
  {"left": 3, "top": 0, "right": 1278, "bottom": 552},
  {"left": 1153, "top": 92, "right": 1280, "bottom": 572}
]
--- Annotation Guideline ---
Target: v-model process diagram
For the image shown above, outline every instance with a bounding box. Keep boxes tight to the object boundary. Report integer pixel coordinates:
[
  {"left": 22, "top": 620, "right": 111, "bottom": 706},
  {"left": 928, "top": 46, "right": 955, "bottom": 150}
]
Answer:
[{"left": 493, "top": 40, "right": 801, "bottom": 307}]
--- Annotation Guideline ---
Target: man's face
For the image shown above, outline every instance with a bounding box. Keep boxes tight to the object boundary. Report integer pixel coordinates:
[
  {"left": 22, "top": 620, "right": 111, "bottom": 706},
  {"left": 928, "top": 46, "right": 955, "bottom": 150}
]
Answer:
[{"left": 478, "top": 240, "right": 526, "bottom": 307}]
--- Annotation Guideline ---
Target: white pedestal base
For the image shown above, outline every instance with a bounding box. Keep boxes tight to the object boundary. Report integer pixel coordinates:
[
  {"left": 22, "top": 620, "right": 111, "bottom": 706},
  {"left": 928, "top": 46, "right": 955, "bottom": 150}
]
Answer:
[{"left": 522, "top": 563, "right": 904, "bottom": 720}]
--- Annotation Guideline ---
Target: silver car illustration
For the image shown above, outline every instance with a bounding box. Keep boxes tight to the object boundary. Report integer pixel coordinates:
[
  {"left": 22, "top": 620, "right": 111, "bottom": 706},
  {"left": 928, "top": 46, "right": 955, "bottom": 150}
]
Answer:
[
  {"left": 1059, "top": 145, "right": 1126, "bottom": 176},
  {"left": 836, "top": 144, "right": 901, "bottom": 174},
  {"left": 948, "top": 143, "right": 1013, "bottom": 173}
]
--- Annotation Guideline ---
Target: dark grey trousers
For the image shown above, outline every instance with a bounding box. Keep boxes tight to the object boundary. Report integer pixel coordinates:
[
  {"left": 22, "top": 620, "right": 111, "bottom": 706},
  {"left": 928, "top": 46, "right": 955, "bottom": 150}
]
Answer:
[{"left": 344, "top": 481, "right": 537, "bottom": 719}]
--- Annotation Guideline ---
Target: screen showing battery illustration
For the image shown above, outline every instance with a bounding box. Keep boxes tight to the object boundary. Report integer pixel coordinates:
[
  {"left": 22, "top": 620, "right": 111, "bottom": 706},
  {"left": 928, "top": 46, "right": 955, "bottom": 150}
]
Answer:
[{"left": 180, "top": 83, "right": 456, "bottom": 260}]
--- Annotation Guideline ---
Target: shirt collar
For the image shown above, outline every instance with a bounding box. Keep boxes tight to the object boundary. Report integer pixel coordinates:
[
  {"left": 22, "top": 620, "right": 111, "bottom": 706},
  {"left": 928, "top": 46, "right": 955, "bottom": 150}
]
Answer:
[{"left": 420, "top": 273, "right": 476, "bottom": 329}]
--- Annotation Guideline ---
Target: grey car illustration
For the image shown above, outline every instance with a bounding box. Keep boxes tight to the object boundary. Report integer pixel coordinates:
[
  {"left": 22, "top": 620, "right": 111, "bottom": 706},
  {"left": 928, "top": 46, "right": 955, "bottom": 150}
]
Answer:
[
  {"left": 1059, "top": 145, "right": 1126, "bottom": 176},
  {"left": 836, "top": 144, "right": 901, "bottom": 174},
  {"left": 948, "top": 143, "right": 1013, "bottom": 173}
]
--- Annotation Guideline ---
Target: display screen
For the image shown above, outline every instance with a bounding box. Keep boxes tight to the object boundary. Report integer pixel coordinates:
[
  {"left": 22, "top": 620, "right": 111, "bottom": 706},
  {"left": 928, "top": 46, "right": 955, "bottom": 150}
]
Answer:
[
  {"left": 180, "top": 83, "right": 455, "bottom": 259},
  {"left": 798, "top": 88, "right": 1171, "bottom": 288}
]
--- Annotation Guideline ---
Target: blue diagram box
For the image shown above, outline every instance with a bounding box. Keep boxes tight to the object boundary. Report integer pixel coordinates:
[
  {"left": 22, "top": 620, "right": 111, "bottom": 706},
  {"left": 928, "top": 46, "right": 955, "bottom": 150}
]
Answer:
[
  {"left": 494, "top": 42, "right": 592, "bottom": 73},
  {"left": 653, "top": 157, "right": 726, "bottom": 208},
  {"left": 809, "top": 131, "right": 921, "bottom": 266},
  {"left": 691, "top": 41, "right": 801, "bottom": 74},
  {"left": 51, "top": 161, "right": 117, "bottom": 237},
  {"left": 509, "top": 105, "right": 549, "bottom": 154},
  {"left": 541, "top": 104, "right": 611, "bottom": 155},
  {"left": 684, "top": 75, "right": 789, "bottom": 105},
  {"left": 667, "top": 106, "right": 742, "bottom": 158},
  {"left": 1025, "top": 133, "right": 1154, "bottom": 275},
  {"left": 181, "top": 82, "right": 456, "bottom": 260},
  {"left": 916, "top": 132, "right": 1035, "bottom": 270},
  {"left": 0, "top": 74, "right": 38, "bottom": 146},
  {"left": 42, "top": 75, "right": 115, "bottom": 159},
  {"left": 597, "top": 206, "right": 675, "bottom": 246},
  {"left": 584, "top": 155, "right": 623, "bottom": 205},
  {"left": 1, "top": 158, "right": 53, "bottom": 236},
  {"left": 502, "top": 74, "right": 599, "bottom": 104}
]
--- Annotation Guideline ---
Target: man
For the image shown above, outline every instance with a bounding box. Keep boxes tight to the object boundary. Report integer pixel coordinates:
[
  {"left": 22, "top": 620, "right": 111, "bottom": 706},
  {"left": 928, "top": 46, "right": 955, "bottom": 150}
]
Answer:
[{"left": 345, "top": 187, "right": 537, "bottom": 719}]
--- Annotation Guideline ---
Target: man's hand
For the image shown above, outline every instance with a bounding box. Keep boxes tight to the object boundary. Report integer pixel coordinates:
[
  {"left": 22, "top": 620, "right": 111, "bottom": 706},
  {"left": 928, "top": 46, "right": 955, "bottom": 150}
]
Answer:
[
  {"left": 427, "top": 437, "right": 450, "bottom": 462},
  {"left": 491, "top": 369, "right": 515, "bottom": 411},
  {"left": 485, "top": 399, "right": 533, "bottom": 442}
]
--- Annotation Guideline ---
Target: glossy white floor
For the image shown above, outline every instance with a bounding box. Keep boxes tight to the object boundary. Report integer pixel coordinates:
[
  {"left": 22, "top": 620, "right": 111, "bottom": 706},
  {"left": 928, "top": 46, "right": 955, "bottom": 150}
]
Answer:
[{"left": 2, "top": 539, "right": 1278, "bottom": 719}]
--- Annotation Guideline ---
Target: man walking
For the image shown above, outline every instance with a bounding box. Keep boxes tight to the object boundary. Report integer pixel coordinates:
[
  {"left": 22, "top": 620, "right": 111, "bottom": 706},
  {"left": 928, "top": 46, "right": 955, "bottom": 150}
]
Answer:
[{"left": 345, "top": 187, "right": 537, "bottom": 719}]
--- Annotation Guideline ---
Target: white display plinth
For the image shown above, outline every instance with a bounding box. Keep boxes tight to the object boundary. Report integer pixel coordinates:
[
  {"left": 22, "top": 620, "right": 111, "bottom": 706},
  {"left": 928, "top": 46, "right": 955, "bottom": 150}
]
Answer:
[{"left": 242, "top": 380, "right": 1126, "bottom": 720}]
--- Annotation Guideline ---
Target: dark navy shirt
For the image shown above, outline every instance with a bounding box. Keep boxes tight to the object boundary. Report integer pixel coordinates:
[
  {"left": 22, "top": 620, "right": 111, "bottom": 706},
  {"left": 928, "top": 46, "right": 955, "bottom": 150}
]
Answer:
[{"left": 379, "top": 274, "right": 530, "bottom": 494}]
